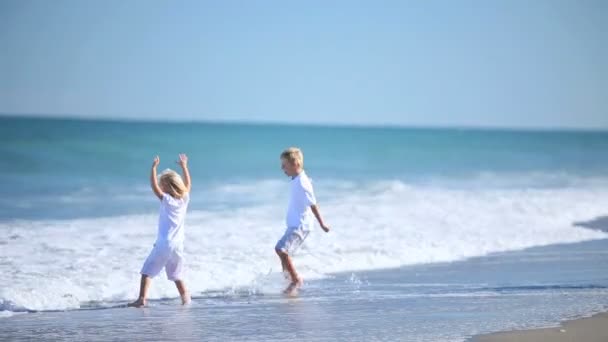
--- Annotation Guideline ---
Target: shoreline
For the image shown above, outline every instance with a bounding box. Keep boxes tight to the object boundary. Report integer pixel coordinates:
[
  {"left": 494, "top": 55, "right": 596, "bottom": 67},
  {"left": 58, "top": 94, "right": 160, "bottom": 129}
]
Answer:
[
  {"left": 2, "top": 238, "right": 608, "bottom": 341},
  {"left": 470, "top": 311, "right": 608, "bottom": 342}
]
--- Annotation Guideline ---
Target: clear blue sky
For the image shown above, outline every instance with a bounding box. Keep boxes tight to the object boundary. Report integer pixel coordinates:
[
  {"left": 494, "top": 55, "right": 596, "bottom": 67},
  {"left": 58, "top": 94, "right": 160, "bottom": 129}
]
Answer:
[{"left": 1, "top": 0, "right": 606, "bottom": 129}]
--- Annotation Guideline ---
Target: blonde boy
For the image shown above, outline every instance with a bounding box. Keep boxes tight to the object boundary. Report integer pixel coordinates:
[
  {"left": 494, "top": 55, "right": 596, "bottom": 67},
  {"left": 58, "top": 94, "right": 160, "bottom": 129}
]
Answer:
[{"left": 276, "top": 147, "right": 330, "bottom": 295}]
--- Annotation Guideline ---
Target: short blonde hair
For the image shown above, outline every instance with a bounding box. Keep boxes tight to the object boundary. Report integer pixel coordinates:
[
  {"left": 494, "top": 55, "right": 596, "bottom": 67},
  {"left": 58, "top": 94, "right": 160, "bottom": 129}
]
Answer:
[
  {"left": 281, "top": 147, "right": 304, "bottom": 167},
  {"left": 159, "top": 169, "right": 188, "bottom": 199}
]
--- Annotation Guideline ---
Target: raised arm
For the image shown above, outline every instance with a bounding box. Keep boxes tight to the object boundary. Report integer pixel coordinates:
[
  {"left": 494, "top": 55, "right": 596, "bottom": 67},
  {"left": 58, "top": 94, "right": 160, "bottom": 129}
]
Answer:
[
  {"left": 311, "top": 204, "right": 330, "bottom": 233},
  {"left": 150, "top": 156, "right": 164, "bottom": 200},
  {"left": 177, "top": 153, "right": 191, "bottom": 192}
]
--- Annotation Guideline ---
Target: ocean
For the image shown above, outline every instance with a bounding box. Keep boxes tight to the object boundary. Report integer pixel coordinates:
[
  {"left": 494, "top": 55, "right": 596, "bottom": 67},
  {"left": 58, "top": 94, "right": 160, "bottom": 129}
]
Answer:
[{"left": 1, "top": 116, "right": 608, "bottom": 341}]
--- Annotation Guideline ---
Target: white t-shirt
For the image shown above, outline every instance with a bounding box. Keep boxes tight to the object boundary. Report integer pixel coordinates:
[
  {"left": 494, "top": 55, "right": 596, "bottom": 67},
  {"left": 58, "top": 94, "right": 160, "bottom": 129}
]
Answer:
[
  {"left": 156, "top": 192, "right": 190, "bottom": 247},
  {"left": 286, "top": 171, "right": 317, "bottom": 231}
]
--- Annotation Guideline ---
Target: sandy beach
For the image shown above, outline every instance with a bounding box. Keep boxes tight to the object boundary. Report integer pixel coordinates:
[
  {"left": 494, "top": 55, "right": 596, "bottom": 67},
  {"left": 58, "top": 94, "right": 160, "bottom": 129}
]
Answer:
[{"left": 472, "top": 312, "right": 608, "bottom": 342}]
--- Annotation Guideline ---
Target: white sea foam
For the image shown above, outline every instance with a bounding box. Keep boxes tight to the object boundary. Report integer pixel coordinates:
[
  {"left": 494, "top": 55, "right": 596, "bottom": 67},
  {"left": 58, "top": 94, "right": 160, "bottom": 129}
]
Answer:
[
  {"left": 1, "top": 180, "right": 607, "bottom": 313},
  {"left": 0, "top": 310, "right": 16, "bottom": 318}
]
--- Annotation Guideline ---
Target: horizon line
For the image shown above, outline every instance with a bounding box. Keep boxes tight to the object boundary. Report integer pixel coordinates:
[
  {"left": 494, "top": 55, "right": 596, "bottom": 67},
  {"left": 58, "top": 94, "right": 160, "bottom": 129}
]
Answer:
[{"left": 1, "top": 112, "right": 607, "bottom": 134}]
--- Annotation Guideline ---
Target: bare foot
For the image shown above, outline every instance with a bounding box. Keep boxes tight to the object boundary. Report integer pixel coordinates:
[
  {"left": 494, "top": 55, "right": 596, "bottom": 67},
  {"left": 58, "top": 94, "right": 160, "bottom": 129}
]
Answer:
[
  {"left": 127, "top": 298, "right": 146, "bottom": 308},
  {"left": 181, "top": 293, "right": 191, "bottom": 305},
  {"left": 283, "top": 278, "right": 303, "bottom": 296}
]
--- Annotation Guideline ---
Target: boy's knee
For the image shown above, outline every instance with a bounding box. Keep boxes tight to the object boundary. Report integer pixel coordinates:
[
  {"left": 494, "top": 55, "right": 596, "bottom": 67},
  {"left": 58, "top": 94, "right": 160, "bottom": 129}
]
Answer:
[{"left": 275, "top": 248, "right": 287, "bottom": 257}]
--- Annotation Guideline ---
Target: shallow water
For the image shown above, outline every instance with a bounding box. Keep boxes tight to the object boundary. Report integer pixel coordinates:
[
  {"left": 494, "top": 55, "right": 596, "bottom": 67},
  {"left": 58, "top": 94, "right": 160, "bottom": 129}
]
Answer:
[{"left": 2, "top": 239, "right": 608, "bottom": 341}]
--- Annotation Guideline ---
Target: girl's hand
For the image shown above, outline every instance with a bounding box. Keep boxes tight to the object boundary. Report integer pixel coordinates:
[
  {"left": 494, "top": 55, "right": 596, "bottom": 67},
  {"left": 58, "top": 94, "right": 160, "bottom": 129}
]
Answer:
[
  {"left": 177, "top": 153, "right": 192, "bottom": 191},
  {"left": 152, "top": 156, "right": 160, "bottom": 168},
  {"left": 177, "top": 153, "right": 188, "bottom": 167}
]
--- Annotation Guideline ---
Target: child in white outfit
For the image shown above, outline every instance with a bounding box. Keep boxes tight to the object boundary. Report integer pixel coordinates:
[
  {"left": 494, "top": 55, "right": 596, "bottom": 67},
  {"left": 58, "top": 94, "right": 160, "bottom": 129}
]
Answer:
[
  {"left": 128, "top": 154, "right": 192, "bottom": 307},
  {"left": 276, "top": 147, "right": 330, "bottom": 295}
]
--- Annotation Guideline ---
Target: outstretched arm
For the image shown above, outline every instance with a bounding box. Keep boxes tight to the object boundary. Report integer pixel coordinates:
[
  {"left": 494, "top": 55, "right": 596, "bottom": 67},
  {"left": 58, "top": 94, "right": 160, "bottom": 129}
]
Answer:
[
  {"left": 177, "top": 153, "right": 191, "bottom": 192},
  {"left": 311, "top": 204, "right": 330, "bottom": 232},
  {"left": 150, "top": 156, "right": 163, "bottom": 200}
]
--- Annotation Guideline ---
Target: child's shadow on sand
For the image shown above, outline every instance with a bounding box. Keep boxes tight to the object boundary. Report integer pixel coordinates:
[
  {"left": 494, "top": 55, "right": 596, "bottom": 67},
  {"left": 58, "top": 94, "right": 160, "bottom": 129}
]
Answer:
[{"left": 574, "top": 216, "right": 608, "bottom": 233}]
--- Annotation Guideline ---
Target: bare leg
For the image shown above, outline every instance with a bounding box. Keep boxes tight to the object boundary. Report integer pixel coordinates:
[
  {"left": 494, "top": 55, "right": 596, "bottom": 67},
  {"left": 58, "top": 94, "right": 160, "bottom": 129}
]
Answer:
[
  {"left": 174, "top": 280, "right": 191, "bottom": 305},
  {"left": 276, "top": 248, "right": 290, "bottom": 280},
  {"left": 128, "top": 274, "right": 151, "bottom": 307},
  {"left": 278, "top": 251, "right": 302, "bottom": 295}
]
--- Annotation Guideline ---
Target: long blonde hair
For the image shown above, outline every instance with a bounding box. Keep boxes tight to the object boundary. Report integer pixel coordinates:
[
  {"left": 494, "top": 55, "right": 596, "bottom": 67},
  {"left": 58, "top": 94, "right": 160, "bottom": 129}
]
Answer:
[{"left": 159, "top": 169, "right": 187, "bottom": 199}]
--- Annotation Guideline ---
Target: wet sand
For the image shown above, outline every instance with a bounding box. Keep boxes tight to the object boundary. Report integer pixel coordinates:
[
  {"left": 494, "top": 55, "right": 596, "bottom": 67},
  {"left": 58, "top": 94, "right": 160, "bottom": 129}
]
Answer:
[{"left": 472, "top": 312, "right": 608, "bottom": 342}]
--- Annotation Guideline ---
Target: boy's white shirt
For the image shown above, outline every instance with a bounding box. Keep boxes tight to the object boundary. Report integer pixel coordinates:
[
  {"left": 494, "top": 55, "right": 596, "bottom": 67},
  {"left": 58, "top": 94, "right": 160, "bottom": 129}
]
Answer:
[
  {"left": 156, "top": 192, "right": 190, "bottom": 247},
  {"left": 286, "top": 171, "right": 317, "bottom": 232}
]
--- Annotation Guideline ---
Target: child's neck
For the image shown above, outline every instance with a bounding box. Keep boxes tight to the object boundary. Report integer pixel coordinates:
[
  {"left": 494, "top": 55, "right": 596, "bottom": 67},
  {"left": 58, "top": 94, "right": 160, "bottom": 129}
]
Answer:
[{"left": 291, "top": 169, "right": 303, "bottom": 179}]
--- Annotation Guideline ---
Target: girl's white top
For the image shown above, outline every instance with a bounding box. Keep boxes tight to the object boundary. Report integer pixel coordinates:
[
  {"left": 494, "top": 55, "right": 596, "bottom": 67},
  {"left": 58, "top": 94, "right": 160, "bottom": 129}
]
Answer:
[{"left": 156, "top": 193, "right": 190, "bottom": 247}]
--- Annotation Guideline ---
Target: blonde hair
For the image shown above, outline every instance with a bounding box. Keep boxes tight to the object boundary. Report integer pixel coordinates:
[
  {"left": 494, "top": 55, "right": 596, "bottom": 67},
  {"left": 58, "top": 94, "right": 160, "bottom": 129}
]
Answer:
[
  {"left": 280, "top": 147, "right": 304, "bottom": 167},
  {"left": 159, "top": 169, "right": 188, "bottom": 199}
]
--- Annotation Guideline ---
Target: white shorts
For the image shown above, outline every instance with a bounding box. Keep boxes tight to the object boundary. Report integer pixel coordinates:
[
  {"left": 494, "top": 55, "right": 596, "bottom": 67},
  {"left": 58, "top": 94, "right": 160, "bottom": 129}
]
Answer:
[
  {"left": 275, "top": 226, "right": 310, "bottom": 255},
  {"left": 140, "top": 244, "right": 185, "bottom": 281}
]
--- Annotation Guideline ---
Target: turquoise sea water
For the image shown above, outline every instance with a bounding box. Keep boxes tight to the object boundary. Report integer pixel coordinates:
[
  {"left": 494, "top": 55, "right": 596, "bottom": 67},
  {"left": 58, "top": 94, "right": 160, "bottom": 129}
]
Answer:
[{"left": 2, "top": 116, "right": 607, "bottom": 219}]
